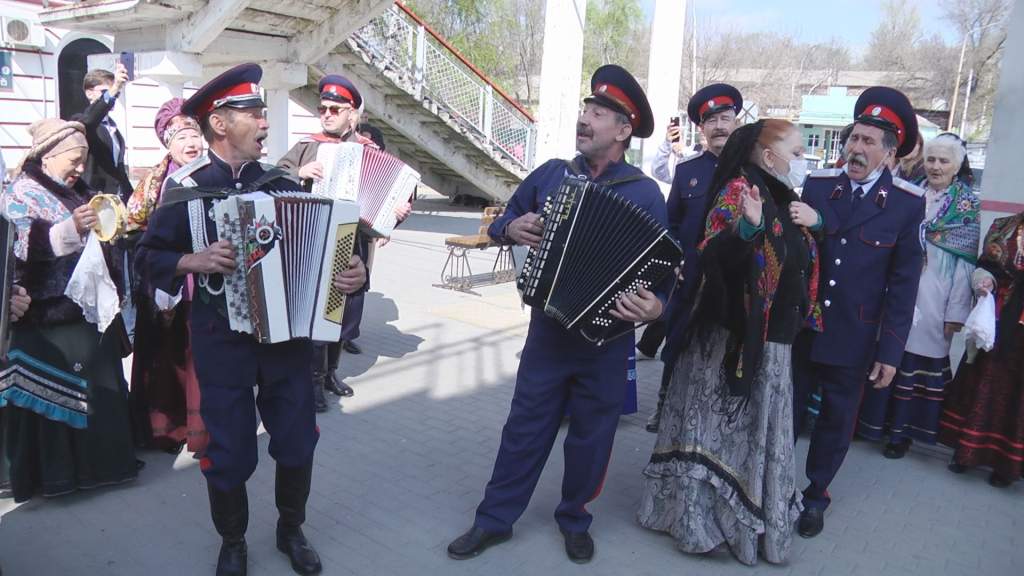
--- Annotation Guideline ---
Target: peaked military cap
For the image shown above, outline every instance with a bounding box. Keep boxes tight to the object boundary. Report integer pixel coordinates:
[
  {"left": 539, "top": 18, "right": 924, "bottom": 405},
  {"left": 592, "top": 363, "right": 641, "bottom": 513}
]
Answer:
[
  {"left": 584, "top": 64, "right": 654, "bottom": 138},
  {"left": 318, "top": 74, "right": 362, "bottom": 109},
  {"left": 854, "top": 86, "right": 920, "bottom": 158},
  {"left": 687, "top": 83, "right": 742, "bottom": 125},
  {"left": 182, "top": 63, "right": 264, "bottom": 120}
]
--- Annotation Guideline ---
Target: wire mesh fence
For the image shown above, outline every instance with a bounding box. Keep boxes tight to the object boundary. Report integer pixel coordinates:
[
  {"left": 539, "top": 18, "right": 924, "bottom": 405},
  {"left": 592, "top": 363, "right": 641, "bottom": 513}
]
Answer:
[{"left": 350, "top": 3, "right": 535, "bottom": 169}]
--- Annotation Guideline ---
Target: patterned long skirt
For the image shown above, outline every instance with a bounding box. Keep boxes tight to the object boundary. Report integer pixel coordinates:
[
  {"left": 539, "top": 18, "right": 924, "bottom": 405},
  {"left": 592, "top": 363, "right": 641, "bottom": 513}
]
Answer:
[
  {"left": 638, "top": 328, "right": 801, "bottom": 566},
  {"left": 857, "top": 352, "right": 952, "bottom": 444},
  {"left": 939, "top": 345, "right": 1024, "bottom": 481}
]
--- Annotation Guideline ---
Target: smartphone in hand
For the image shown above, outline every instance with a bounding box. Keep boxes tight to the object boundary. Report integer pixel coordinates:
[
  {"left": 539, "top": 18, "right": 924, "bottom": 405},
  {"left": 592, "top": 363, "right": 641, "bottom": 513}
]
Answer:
[
  {"left": 669, "top": 116, "right": 681, "bottom": 143},
  {"left": 119, "top": 52, "right": 135, "bottom": 82}
]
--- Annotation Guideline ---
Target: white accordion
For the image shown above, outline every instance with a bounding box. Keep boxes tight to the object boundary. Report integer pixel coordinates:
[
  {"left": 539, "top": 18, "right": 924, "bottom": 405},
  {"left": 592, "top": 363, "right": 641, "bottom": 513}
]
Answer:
[
  {"left": 213, "top": 191, "right": 359, "bottom": 344},
  {"left": 311, "top": 142, "right": 420, "bottom": 237}
]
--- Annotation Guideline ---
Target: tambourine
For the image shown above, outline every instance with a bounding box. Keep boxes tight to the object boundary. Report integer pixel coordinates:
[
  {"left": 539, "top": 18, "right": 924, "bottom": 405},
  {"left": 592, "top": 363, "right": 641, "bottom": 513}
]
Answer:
[{"left": 88, "top": 194, "right": 127, "bottom": 242}]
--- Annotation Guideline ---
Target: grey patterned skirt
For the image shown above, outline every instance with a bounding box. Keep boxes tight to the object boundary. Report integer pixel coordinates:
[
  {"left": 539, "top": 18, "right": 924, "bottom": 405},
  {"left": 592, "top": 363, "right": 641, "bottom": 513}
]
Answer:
[{"left": 637, "top": 327, "right": 801, "bottom": 565}]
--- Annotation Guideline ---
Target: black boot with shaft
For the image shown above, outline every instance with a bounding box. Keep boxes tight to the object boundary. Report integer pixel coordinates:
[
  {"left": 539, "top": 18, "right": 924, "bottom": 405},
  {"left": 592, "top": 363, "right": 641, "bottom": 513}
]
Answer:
[
  {"left": 207, "top": 483, "right": 249, "bottom": 576},
  {"left": 276, "top": 462, "right": 322, "bottom": 575}
]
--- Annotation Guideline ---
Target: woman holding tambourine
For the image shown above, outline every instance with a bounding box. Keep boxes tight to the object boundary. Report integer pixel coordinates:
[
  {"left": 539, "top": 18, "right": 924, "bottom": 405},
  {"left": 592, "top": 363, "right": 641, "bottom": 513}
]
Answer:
[{"left": 0, "top": 118, "right": 137, "bottom": 502}]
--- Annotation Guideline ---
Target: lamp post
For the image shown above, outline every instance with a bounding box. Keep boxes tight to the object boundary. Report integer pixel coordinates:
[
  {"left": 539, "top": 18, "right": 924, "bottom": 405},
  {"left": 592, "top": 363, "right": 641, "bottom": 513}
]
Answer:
[{"left": 948, "top": 19, "right": 1004, "bottom": 132}]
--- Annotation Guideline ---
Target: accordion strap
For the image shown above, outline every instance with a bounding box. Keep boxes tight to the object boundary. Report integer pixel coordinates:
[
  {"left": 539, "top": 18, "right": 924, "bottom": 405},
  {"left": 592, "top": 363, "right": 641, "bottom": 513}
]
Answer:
[{"left": 564, "top": 156, "right": 647, "bottom": 187}]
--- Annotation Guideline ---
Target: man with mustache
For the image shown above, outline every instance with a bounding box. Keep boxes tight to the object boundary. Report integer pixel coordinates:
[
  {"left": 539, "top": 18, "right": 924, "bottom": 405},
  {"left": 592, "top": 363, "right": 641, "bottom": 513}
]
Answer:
[
  {"left": 138, "top": 63, "right": 368, "bottom": 576},
  {"left": 789, "top": 86, "right": 925, "bottom": 538},
  {"left": 447, "top": 65, "right": 668, "bottom": 564},
  {"left": 639, "top": 83, "right": 743, "bottom": 433}
]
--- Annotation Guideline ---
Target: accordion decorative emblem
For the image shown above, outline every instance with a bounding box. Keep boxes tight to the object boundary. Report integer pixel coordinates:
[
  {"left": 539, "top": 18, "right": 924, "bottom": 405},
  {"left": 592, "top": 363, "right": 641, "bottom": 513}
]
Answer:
[
  {"left": 213, "top": 192, "right": 360, "bottom": 344},
  {"left": 518, "top": 177, "right": 683, "bottom": 346},
  {"left": 311, "top": 142, "right": 420, "bottom": 237}
]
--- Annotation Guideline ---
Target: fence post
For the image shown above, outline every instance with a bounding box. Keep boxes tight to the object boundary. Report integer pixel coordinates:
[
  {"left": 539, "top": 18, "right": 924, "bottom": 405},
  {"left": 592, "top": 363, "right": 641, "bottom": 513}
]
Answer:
[
  {"left": 483, "top": 84, "right": 494, "bottom": 144},
  {"left": 526, "top": 126, "right": 535, "bottom": 169},
  {"left": 414, "top": 25, "right": 426, "bottom": 100}
]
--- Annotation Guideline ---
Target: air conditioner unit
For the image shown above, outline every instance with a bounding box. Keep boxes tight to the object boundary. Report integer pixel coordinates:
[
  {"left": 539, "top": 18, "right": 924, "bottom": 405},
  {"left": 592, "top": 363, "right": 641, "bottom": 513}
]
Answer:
[{"left": 1, "top": 17, "right": 46, "bottom": 49}]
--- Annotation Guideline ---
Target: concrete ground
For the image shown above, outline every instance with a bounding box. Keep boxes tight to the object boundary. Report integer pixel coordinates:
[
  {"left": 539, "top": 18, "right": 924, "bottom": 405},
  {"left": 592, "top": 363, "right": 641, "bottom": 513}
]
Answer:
[{"left": 1, "top": 196, "right": 1021, "bottom": 576}]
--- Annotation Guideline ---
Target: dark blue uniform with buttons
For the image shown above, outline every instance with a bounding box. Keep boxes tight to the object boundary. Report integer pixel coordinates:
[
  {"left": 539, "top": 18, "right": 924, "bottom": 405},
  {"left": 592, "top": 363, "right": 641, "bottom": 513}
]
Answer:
[
  {"left": 793, "top": 166, "right": 925, "bottom": 510},
  {"left": 474, "top": 157, "right": 668, "bottom": 534},
  {"left": 136, "top": 151, "right": 320, "bottom": 491},
  {"left": 660, "top": 150, "right": 717, "bottom": 365}
]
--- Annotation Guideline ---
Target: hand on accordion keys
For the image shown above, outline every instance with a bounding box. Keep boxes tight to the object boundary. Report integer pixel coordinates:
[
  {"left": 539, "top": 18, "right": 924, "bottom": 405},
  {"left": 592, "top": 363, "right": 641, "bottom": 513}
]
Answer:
[
  {"left": 608, "top": 286, "right": 664, "bottom": 324},
  {"left": 177, "top": 240, "right": 237, "bottom": 276},
  {"left": 332, "top": 254, "right": 367, "bottom": 295},
  {"left": 297, "top": 161, "right": 325, "bottom": 181},
  {"left": 506, "top": 212, "right": 544, "bottom": 249},
  {"left": 10, "top": 285, "right": 31, "bottom": 322}
]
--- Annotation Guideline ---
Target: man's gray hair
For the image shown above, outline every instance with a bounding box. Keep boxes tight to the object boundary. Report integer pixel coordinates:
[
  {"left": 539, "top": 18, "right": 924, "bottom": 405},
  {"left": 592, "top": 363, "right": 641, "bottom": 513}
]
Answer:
[{"left": 881, "top": 130, "right": 899, "bottom": 152}]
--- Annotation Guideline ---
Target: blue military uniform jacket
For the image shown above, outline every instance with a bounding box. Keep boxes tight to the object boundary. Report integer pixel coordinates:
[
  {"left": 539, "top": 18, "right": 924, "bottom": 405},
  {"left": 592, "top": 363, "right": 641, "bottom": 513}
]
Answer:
[
  {"left": 800, "top": 167, "right": 925, "bottom": 369},
  {"left": 489, "top": 157, "right": 669, "bottom": 357},
  {"left": 135, "top": 150, "right": 313, "bottom": 388},
  {"left": 660, "top": 150, "right": 717, "bottom": 361}
]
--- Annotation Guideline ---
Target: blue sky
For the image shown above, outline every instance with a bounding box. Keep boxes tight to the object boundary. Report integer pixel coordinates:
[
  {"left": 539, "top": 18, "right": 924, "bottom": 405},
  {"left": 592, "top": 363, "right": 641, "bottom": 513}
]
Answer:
[{"left": 639, "top": 0, "right": 959, "bottom": 51}]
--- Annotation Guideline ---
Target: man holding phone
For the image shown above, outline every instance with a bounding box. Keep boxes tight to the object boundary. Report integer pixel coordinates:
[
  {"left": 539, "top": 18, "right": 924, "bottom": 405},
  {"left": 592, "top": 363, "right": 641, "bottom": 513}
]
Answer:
[
  {"left": 76, "top": 61, "right": 132, "bottom": 203},
  {"left": 650, "top": 115, "right": 688, "bottom": 185},
  {"left": 640, "top": 83, "right": 743, "bottom": 433}
]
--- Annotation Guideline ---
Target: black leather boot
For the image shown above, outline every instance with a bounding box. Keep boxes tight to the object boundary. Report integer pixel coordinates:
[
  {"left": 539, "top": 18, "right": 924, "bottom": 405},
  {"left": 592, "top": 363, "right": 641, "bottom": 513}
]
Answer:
[
  {"left": 207, "top": 483, "right": 248, "bottom": 576},
  {"left": 311, "top": 344, "right": 329, "bottom": 413},
  {"left": 275, "top": 463, "right": 322, "bottom": 575}
]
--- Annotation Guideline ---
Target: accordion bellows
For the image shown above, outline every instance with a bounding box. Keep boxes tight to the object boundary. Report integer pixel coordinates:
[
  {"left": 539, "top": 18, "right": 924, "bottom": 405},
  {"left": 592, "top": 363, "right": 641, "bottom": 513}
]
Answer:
[
  {"left": 518, "top": 177, "right": 683, "bottom": 346},
  {"left": 214, "top": 192, "right": 359, "bottom": 343},
  {"left": 311, "top": 142, "right": 420, "bottom": 237}
]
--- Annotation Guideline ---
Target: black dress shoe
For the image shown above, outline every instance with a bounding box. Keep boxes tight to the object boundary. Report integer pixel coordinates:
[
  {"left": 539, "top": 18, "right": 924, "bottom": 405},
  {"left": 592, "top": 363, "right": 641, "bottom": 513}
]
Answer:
[
  {"left": 561, "top": 530, "right": 594, "bottom": 564},
  {"left": 989, "top": 472, "right": 1013, "bottom": 488},
  {"left": 276, "top": 526, "right": 322, "bottom": 575},
  {"left": 447, "top": 526, "right": 512, "bottom": 560},
  {"left": 947, "top": 461, "right": 967, "bottom": 474},
  {"left": 798, "top": 508, "right": 824, "bottom": 538},
  {"left": 883, "top": 439, "right": 912, "bottom": 459},
  {"left": 342, "top": 340, "right": 362, "bottom": 355},
  {"left": 324, "top": 375, "right": 354, "bottom": 398},
  {"left": 217, "top": 540, "right": 248, "bottom": 576}
]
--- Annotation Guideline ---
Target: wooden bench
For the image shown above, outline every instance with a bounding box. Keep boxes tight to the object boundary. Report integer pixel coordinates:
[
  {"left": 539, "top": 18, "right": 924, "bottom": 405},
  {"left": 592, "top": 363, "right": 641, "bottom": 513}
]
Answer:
[{"left": 439, "top": 206, "right": 517, "bottom": 292}]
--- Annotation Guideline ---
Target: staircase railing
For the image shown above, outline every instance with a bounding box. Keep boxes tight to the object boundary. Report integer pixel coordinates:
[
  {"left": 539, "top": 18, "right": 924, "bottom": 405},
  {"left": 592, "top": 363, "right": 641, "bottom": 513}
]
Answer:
[{"left": 350, "top": 1, "right": 536, "bottom": 170}]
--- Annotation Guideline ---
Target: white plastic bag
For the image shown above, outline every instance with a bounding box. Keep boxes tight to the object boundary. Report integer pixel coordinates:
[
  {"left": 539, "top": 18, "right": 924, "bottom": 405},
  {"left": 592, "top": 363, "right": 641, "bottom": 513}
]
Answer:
[{"left": 964, "top": 292, "right": 996, "bottom": 352}]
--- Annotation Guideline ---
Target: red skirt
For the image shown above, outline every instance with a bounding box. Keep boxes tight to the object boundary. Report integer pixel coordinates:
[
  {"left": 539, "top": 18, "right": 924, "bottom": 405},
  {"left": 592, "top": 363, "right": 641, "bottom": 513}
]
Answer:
[
  {"left": 938, "top": 343, "right": 1024, "bottom": 480},
  {"left": 130, "top": 297, "right": 208, "bottom": 454}
]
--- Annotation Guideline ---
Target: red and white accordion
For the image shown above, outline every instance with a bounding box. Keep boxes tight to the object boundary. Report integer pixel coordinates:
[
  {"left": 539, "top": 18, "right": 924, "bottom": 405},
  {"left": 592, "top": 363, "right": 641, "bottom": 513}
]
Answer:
[
  {"left": 213, "top": 191, "right": 359, "bottom": 344},
  {"left": 311, "top": 142, "right": 419, "bottom": 237}
]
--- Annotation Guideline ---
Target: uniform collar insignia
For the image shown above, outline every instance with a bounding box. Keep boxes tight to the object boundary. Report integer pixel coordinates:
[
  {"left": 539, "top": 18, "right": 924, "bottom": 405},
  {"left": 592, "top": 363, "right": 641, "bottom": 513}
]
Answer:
[
  {"left": 876, "top": 187, "right": 888, "bottom": 208},
  {"left": 830, "top": 183, "right": 844, "bottom": 200}
]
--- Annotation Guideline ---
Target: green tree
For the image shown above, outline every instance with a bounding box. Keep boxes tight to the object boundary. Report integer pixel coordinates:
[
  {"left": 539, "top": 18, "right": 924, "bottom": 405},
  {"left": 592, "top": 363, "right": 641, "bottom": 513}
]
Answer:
[{"left": 582, "top": 0, "right": 647, "bottom": 83}]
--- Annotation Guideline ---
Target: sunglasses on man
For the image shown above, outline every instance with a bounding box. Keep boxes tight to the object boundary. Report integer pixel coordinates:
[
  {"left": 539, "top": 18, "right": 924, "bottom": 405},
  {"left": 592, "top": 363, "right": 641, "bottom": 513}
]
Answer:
[{"left": 318, "top": 104, "right": 354, "bottom": 116}]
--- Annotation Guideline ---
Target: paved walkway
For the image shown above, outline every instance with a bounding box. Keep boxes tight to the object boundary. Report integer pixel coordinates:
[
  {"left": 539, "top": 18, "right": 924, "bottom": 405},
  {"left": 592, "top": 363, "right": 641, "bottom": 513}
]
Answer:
[{"left": 1, "top": 198, "right": 1021, "bottom": 575}]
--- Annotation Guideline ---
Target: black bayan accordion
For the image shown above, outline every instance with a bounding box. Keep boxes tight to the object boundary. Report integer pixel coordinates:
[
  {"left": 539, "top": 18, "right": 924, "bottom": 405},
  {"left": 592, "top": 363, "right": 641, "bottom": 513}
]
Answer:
[
  {"left": 213, "top": 192, "right": 359, "bottom": 344},
  {"left": 311, "top": 142, "right": 420, "bottom": 237},
  {"left": 517, "top": 177, "right": 683, "bottom": 346}
]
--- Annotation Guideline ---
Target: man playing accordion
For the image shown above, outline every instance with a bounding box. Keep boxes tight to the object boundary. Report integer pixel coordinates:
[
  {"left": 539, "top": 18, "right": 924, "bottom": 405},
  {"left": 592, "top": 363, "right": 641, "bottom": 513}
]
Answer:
[
  {"left": 447, "top": 65, "right": 669, "bottom": 564},
  {"left": 137, "top": 63, "right": 367, "bottom": 576}
]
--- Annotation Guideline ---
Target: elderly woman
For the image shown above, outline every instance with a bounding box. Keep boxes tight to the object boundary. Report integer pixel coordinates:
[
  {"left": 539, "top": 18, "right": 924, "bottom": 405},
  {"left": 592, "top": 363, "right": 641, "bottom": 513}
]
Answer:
[
  {"left": 125, "top": 98, "right": 207, "bottom": 454},
  {"left": 639, "top": 120, "right": 818, "bottom": 565},
  {"left": 939, "top": 212, "right": 1024, "bottom": 487},
  {"left": 0, "top": 118, "right": 137, "bottom": 501},
  {"left": 857, "top": 133, "right": 979, "bottom": 458}
]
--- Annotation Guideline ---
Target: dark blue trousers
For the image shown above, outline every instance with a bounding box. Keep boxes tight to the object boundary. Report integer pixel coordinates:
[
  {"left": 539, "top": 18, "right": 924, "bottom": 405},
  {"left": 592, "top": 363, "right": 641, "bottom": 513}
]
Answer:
[
  {"left": 793, "top": 331, "right": 867, "bottom": 510},
  {"left": 474, "top": 322, "right": 628, "bottom": 534},
  {"left": 198, "top": 345, "right": 319, "bottom": 492}
]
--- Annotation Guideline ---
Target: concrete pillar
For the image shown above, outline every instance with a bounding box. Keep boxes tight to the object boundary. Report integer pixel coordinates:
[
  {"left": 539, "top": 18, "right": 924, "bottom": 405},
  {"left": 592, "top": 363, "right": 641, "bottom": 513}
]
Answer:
[
  {"left": 535, "top": 0, "right": 587, "bottom": 163},
  {"left": 264, "top": 88, "right": 292, "bottom": 163},
  {"left": 260, "top": 62, "right": 307, "bottom": 163},
  {"left": 978, "top": 2, "right": 1023, "bottom": 235},
  {"left": 643, "top": 0, "right": 686, "bottom": 193}
]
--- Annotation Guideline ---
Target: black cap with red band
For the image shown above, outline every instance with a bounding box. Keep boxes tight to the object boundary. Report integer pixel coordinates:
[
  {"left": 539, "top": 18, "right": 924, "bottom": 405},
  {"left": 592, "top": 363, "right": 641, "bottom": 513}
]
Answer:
[
  {"left": 318, "top": 74, "right": 362, "bottom": 109},
  {"left": 854, "top": 86, "right": 919, "bottom": 158},
  {"left": 182, "top": 63, "right": 265, "bottom": 120},
  {"left": 584, "top": 64, "right": 654, "bottom": 139},
  {"left": 687, "top": 83, "right": 743, "bottom": 126}
]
